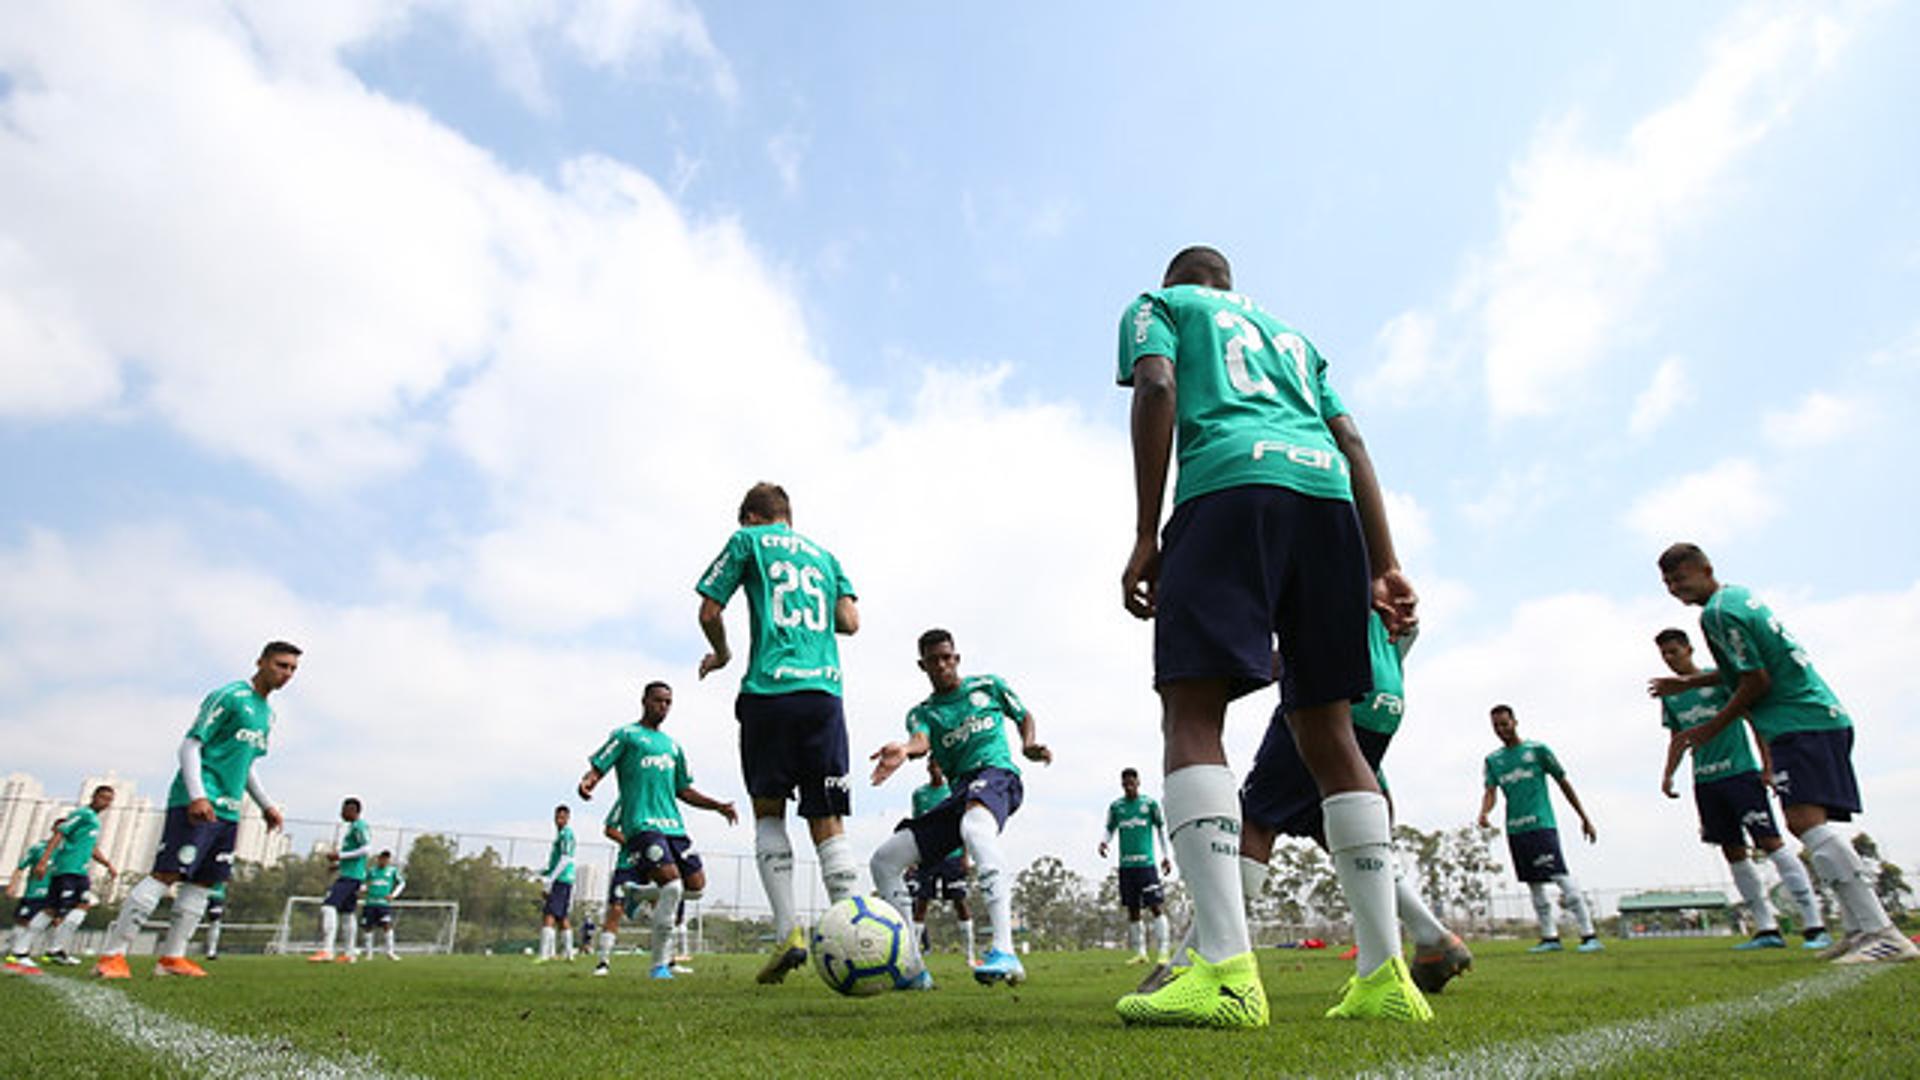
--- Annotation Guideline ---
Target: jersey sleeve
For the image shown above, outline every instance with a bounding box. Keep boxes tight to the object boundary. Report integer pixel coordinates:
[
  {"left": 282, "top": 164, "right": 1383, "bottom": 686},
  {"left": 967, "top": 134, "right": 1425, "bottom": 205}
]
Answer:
[
  {"left": 1105, "top": 801, "right": 1118, "bottom": 831},
  {"left": 186, "top": 685, "right": 238, "bottom": 742},
  {"left": 59, "top": 811, "right": 84, "bottom": 840},
  {"left": 1705, "top": 602, "right": 1765, "bottom": 674},
  {"left": 695, "top": 530, "right": 751, "bottom": 605},
  {"left": 906, "top": 706, "right": 929, "bottom": 738},
  {"left": 1482, "top": 755, "right": 1496, "bottom": 787},
  {"left": 588, "top": 729, "right": 625, "bottom": 775},
  {"left": 1117, "top": 293, "right": 1178, "bottom": 385},
  {"left": 1659, "top": 699, "right": 1681, "bottom": 731},
  {"left": 832, "top": 554, "right": 855, "bottom": 602},
  {"left": 673, "top": 744, "right": 693, "bottom": 791},
  {"left": 1149, "top": 800, "right": 1164, "bottom": 828},
  {"left": 993, "top": 676, "right": 1030, "bottom": 721},
  {"left": 1314, "top": 349, "right": 1348, "bottom": 419},
  {"left": 1542, "top": 745, "right": 1566, "bottom": 779}
]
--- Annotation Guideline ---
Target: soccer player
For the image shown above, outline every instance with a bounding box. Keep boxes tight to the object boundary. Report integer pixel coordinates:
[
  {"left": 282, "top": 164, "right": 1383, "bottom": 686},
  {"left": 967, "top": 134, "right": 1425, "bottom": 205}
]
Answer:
[
  {"left": 4, "top": 834, "right": 54, "bottom": 972},
  {"left": 97, "top": 641, "right": 297, "bottom": 979},
  {"left": 1479, "top": 705, "right": 1602, "bottom": 953},
  {"left": 202, "top": 881, "right": 228, "bottom": 960},
  {"left": 1112, "top": 247, "right": 1424, "bottom": 1027},
  {"left": 1654, "top": 543, "right": 1918, "bottom": 964},
  {"left": 870, "top": 628, "right": 1051, "bottom": 988},
  {"left": 696, "top": 481, "right": 862, "bottom": 983},
  {"left": 19, "top": 785, "right": 117, "bottom": 966},
  {"left": 359, "top": 851, "right": 405, "bottom": 961},
  {"left": 536, "top": 805, "right": 577, "bottom": 963},
  {"left": 907, "top": 758, "right": 977, "bottom": 966},
  {"left": 310, "top": 797, "right": 371, "bottom": 963},
  {"left": 1654, "top": 627, "right": 1827, "bottom": 949},
  {"left": 590, "top": 796, "right": 642, "bottom": 976},
  {"left": 1100, "top": 768, "right": 1172, "bottom": 965},
  {"left": 579, "top": 680, "right": 738, "bottom": 980}
]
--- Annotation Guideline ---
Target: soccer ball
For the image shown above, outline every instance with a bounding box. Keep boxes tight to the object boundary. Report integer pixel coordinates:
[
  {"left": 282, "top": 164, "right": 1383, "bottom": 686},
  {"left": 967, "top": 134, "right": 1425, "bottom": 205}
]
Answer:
[{"left": 810, "top": 895, "right": 919, "bottom": 996}]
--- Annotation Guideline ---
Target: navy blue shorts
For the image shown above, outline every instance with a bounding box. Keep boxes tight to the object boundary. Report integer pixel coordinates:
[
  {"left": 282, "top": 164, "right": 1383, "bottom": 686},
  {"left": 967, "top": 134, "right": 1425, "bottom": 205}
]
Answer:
[
  {"left": 1242, "top": 719, "right": 1393, "bottom": 846},
  {"left": 14, "top": 897, "right": 45, "bottom": 922},
  {"left": 1507, "top": 828, "right": 1568, "bottom": 883},
  {"left": 152, "top": 805, "right": 238, "bottom": 885},
  {"left": 736, "top": 691, "right": 851, "bottom": 819},
  {"left": 625, "top": 831, "right": 704, "bottom": 881},
  {"left": 908, "top": 855, "right": 968, "bottom": 903},
  {"left": 606, "top": 866, "right": 644, "bottom": 908},
  {"left": 1694, "top": 771, "right": 1780, "bottom": 847},
  {"left": 205, "top": 902, "right": 225, "bottom": 923},
  {"left": 904, "top": 768, "right": 1023, "bottom": 865},
  {"left": 45, "top": 873, "right": 92, "bottom": 915},
  {"left": 1767, "top": 728, "right": 1860, "bottom": 821},
  {"left": 1118, "top": 865, "right": 1165, "bottom": 911},
  {"left": 543, "top": 880, "right": 574, "bottom": 920},
  {"left": 360, "top": 904, "right": 392, "bottom": 929},
  {"left": 1154, "top": 485, "right": 1373, "bottom": 710},
  {"left": 323, "top": 877, "right": 360, "bottom": 914}
]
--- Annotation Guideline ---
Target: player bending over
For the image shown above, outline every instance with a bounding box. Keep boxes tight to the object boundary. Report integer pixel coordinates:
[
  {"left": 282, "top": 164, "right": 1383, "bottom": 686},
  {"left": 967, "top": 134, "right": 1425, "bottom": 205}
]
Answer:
[
  {"left": 1101, "top": 768, "right": 1172, "bottom": 965},
  {"left": 1479, "top": 706, "right": 1601, "bottom": 953},
  {"left": 871, "top": 628, "right": 1051, "bottom": 989},
  {"left": 16, "top": 786, "right": 117, "bottom": 968},
  {"left": 907, "top": 759, "right": 977, "bottom": 966},
  {"left": 359, "top": 851, "right": 405, "bottom": 961},
  {"left": 310, "top": 797, "right": 371, "bottom": 963},
  {"left": 535, "top": 805, "right": 577, "bottom": 963},
  {"left": 97, "top": 641, "right": 297, "bottom": 979},
  {"left": 4, "top": 835, "right": 54, "bottom": 972},
  {"left": 1654, "top": 544, "right": 1917, "bottom": 964},
  {"left": 1653, "top": 627, "right": 1827, "bottom": 949}
]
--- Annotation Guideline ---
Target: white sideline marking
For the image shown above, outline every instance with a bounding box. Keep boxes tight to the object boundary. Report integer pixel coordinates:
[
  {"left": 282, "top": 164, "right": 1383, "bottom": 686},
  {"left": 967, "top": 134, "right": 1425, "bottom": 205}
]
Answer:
[
  {"left": 26, "top": 972, "right": 419, "bottom": 1080},
  {"left": 1349, "top": 965, "right": 1890, "bottom": 1079}
]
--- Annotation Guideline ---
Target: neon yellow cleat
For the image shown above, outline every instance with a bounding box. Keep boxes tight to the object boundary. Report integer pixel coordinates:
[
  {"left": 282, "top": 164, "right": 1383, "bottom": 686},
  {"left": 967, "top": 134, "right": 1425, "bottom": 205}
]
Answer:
[
  {"left": 1115, "top": 949, "right": 1268, "bottom": 1029},
  {"left": 756, "top": 926, "right": 809, "bottom": 985},
  {"left": 1325, "top": 956, "right": 1434, "bottom": 1022}
]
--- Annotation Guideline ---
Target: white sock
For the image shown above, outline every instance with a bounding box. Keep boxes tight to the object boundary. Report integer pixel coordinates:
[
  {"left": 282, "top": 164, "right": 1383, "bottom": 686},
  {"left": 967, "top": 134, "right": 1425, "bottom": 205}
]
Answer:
[
  {"left": 959, "top": 918, "right": 975, "bottom": 962},
  {"left": 1325, "top": 791, "right": 1399, "bottom": 976},
  {"left": 1164, "top": 765, "right": 1249, "bottom": 964},
  {"left": 205, "top": 921, "right": 223, "bottom": 956},
  {"left": 1729, "top": 859, "right": 1778, "bottom": 933},
  {"left": 52, "top": 907, "right": 88, "bottom": 953},
  {"left": 912, "top": 919, "right": 927, "bottom": 948},
  {"left": 597, "top": 929, "right": 616, "bottom": 962},
  {"left": 651, "top": 879, "right": 684, "bottom": 968},
  {"left": 1553, "top": 874, "right": 1595, "bottom": 938},
  {"left": 960, "top": 805, "right": 1015, "bottom": 955},
  {"left": 18, "top": 910, "right": 52, "bottom": 955},
  {"left": 1768, "top": 847, "right": 1825, "bottom": 933},
  {"left": 107, "top": 876, "right": 169, "bottom": 954},
  {"left": 385, "top": 928, "right": 397, "bottom": 955},
  {"left": 9, "top": 920, "right": 32, "bottom": 955},
  {"left": 1802, "top": 824, "right": 1891, "bottom": 934},
  {"left": 1528, "top": 882, "right": 1557, "bottom": 939},
  {"left": 868, "top": 831, "right": 919, "bottom": 930},
  {"left": 1393, "top": 852, "right": 1451, "bottom": 946},
  {"left": 539, "top": 925, "right": 555, "bottom": 960},
  {"left": 754, "top": 817, "right": 797, "bottom": 938},
  {"left": 1152, "top": 913, "right": 1171, "bottom": 959},
  {"left": 161, "top": 884, "right": 209, "bottom": 958},
  {"left": 343, "top": 915, "right": 359, "bottom": 957},
  {"left": 1129, "top": 920, "right": 1146, "bottom": 955},
  {"left": 814, "top": 834, "right": 859, "bottom": 904},
  {"left": 562, "top": 925, "right": 576, "bottom": 960},
  {"left": 320, "top": 904, "right": 339, "bottom": 954}
]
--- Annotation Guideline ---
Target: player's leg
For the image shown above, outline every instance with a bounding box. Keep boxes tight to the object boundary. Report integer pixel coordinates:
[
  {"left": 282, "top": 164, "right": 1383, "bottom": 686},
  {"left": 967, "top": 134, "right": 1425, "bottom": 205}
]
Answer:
[
  {"left": 1700, "top": 776, "right": 1783, "bottom": 947},
  {"left": 13, "top": 906, "right": 54, "bottom": 969},
  {"left": 675, "top": 863, "right": 704, "bottom": 972},
  {"left": 203, "top": 908, "right": 223, "bottom": 959},
  {"left": 1385, "top": 782, "right": 1470, "bottom": 992},
  {"left": 1774, "top": 728, "right": 1912, "bottom": 962},
  {"left": 48, "top": 899, "right": 89, "bottom": 961},
  {"left": 102, "top": 806, "right": 204, "bottom": 976},
  {"left": 961, "top": 772, "right": 1025, "bottom": 986},
  {"left": 1126, "top": 903, "right": 1146, "bottom": 960},
  {"left": 539, "top": 911, "right": 556, "bottom": 962},
  {"left": 595, "top": 874, "right": 626, "bottom": 975},
  {"left": 911, "top": 884, "right": 931, "bottom": 952},
  {"left": 340, "top": 890, "right": 359, "bottom": 963},
  {"left": 739, "top": 693, "right": 809, "bottom": 981},
  {"left": 646, "top": 862, "right": 684, "bottom": 979},
  {"left": 155, "top": 825, "right": 232, "bottom": 976},
  {"left": 1149, "top": 901, "right": 1170, "bottom": 964},
  {"left": 1723, "top": 845, "right": 1784, "bottom": 948},
  {"left": 869, "top": 829, "right": 921, "bottom": 946},
  {"left": 797, "top": 693, "right": 859, "bottom": 905},
  {"left": 952, "top": 894, "right": 976, "bottom": 965},
  {"left": 1756, "top": 836, "right": 1826, "bottom": 947}
]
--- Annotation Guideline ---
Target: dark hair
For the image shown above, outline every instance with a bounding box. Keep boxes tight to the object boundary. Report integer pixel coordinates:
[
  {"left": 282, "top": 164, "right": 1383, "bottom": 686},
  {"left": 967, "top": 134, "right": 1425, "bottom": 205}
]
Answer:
[
  {"left": 1121, "top": 767, "right": 1139, "bottom": 781},
  {"left": 260, "top": 640, "right": 303, "bottom": 660},
  {"left": 1164, "top": 245, "right": 1232, "bottom": 288},
  {"left": 1489, "top": 704, "right": 1515, "bottom": 718},
  {"left": 917, "top": 628, "right": 954, "bottom": 656},
  {"left": 1654, "top": 628, "right": 1691, "bottom": 648},
  {"left": 92, "top": 784, "right": 114, "bottom": 797},
  {"left": 1657, "top": 543, "right": 1708, "bottom": 574},
  {"left": 555, "top": 804, "right": 571, "bottom": 815},
  {"left": 378, "top": 850, "right": 392, "bottom": 858},
  {"left": 642, "top": 680, "right": 671, "bottom": 698},
  {"left": 738, "top": 482, "right": 791, "bottom": 524},
  {"left": 343, "top": 797, "right": 362, "bottom": 811}
]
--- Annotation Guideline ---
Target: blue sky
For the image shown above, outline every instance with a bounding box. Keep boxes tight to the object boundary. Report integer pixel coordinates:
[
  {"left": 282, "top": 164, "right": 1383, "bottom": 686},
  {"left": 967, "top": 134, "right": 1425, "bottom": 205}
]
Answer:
[{"left": 3, "top": 1, "right": 1917, "bottom": 896}]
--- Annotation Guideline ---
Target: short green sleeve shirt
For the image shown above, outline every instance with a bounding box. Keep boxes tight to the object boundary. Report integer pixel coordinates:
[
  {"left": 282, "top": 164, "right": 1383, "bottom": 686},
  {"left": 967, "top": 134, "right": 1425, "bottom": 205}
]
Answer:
[
  {"left": 545, "top": 825, "right": 577, "bottom": 884},
  {"left": 590, "top": 724, "right": 693, "bottom": 837},
  {"left": 1117, "top": 285, "right": 1353, "bottom": 507},
  {"left": 906, "top": 674, "right": 1029, "bottom": 780},
  {"left": 338, "top": 820, "right": 372, "bottom": 881},
  {"left": 49, "top": 807, "right": 102, "bottom": 876},
  {"left": 1700, "top": 585, "right": 1850, "bottom": 740},
  {"left": 1483, "top": 740, "right": 1564, "bottom": 834},
  {"left": 1351, "top": 614, "right": 1412, "bottom": 737},
  {"left": 1660, "top": 684, "right": 1760, "bottom": 782},
  {"left": 18, "top": 841, "right": 50, "bottom": 898},
  {"left": 365, "top": 865, "right": 404, "bottom": 904},
  {"left": 696, "top": 524, "right": 855, "bottom": 697},
  {"left": 168, "top": 680, "right": 274, "bottom": 822},
  {"left": 1105, "top": 796, "right": 1163, "bottom": 867}
]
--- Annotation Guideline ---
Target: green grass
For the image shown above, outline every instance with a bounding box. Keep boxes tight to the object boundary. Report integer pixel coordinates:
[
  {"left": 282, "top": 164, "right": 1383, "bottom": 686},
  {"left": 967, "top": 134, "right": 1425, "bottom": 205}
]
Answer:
[{"left": 2, "top": 939, "right": 1916, "bottom": 1078}]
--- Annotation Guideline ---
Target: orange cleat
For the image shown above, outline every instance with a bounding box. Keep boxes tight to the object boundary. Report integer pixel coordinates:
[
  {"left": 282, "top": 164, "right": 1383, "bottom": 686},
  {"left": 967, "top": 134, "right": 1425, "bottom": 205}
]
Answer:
[
  {"left": 155, "top": 955, "right": 209, "bottom": 978},
  {"left": 93, "top": 953, "right": 132, "bottom": 980},
  {"left": 306, "top": 951, "right": 335, "bottom": 963},
  {"left": 1338, "top": 945, "right": 1359, "bottom": 961},
  {"left": 334, "top": 952, "right": 357, "bottom": 964}
]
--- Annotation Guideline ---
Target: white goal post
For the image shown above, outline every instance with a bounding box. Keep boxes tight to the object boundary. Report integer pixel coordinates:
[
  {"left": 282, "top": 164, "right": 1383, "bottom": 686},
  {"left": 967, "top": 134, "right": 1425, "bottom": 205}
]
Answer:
[{"left": 269, "top": 895, "right": 459, "bottom": 955}]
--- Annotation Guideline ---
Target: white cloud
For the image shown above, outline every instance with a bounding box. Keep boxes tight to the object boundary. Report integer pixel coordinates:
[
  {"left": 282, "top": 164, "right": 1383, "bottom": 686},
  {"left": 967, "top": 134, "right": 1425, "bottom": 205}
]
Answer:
[
  {"left": 1383, "top": 489, "right": 1434, "bottom": 565},
  {"left": 1763, "top": 391, "right": 1860, "bottom": 448},
  {"left": 1627, "top": 356, "right": 1691, "bottom": 437},
  {"left": 1359, "top": 310, "right": 1444, "bottom": 404},
  {"left": 1624, "top": 458, "right": 1780, "bottom": 546},
  {"left": 1462, "top": 463, "right": 1558, "bottom": 529},
  {"left": 766, "top": 129, "right": 808, "bottom": 195},
  {"left": 1868, "top": 325, "right": 1920, "bottom": 370}
]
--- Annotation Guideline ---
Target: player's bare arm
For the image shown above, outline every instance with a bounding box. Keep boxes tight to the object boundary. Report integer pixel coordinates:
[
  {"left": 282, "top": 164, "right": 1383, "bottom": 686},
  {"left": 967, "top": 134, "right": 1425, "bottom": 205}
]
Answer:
[
  {"left": 1680, "top": 669, "right": 1771, "bottom": 750},
  {"left": 576, "top": 766, "right": 604, "bottom": 801},
  {"left": 1647, "top": 669, "right": 1720, "bottom": 698},
  {"left": 1123, "top": 354, "right": 1175, "bottom": 620},
  {"left": 1555, "top": 776, "right": 1598, "bottom": 842},
  {"left": 697, "top": 597, "right": 732, "bottom": 677},
  {"left": 1016, "top": 710, "right": 1051, "bottom": 765},
  {"left": 870, "top": 731, "right": 932, "bottom": 785},
  {"left": 677, "top": 785, "right": 739, "bottom": 825},
  {"left": 1661, "top": 731, "right": 1686, "bottom": 799},
  {"left": 1477, "top": 784, "right": 1498, "bottom": 830},
  {"left": 834, "top": 595, "right": 859, "bottom": 635},
  {"left": 1328, "top": 414, "right": 1417, "bottom": 635}
]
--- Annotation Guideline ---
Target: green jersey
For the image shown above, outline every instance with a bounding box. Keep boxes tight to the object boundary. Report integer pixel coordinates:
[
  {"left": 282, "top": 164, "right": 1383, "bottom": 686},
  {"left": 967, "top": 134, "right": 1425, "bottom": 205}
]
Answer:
[
  {"left": 590, "top": 723, "right": 692, "bottom": 837},
  {"left": 365, "top": 865, "right": 404, "bottom": 904},
  {"left": 606, "top": 801, "right": 638, "bottom": 871},
  {"left": 48, "top": 806, "right": 102, "bottom": 876},
  {"left": 1483, "top": 740, "right": 1564, "bottom": 834},
  {"left": 1105, "top": 795, "right": 1164, "bottom": 868},
  {"left": 208, "top": 881, "right": 228, "bottom": 904},
  {"left": 168, "top": 679, "right": 274, "bottom": 822},
  {"left": 1117, "top": 284, "right": 1352, "bottom": 507},
  {"left": 337, "top": 820, "right": 371, "bottom": 881},
  {"left": 17, "top": 841, "right": 50, "bottom": 899},
  {"left": 696, "top": 523, "right": 855, "bottom": 697},
  {"left": 906, "top": 675, "right": 1030, "bottom": 780},
  {"left": 544, "top": 825, "right": 577, "bottom": 885},
  {"left": 1352, "top": 614, "right": 1413, "bottom": 736},
  {"left": 911, "top": 782, "right": 961, "bottom": 860},
  {"left": 1701, "top": 585, "right": 1850, "bottom": 740},
  {"left": 1661, "top": 683, "right": 1761, "bottom": 782}
]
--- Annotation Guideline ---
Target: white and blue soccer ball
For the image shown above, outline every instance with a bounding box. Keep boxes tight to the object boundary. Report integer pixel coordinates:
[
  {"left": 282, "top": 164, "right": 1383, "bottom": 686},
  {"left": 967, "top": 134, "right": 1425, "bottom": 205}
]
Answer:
[{"left": 810, "top": 895, "right": 919, "bottom": 996}]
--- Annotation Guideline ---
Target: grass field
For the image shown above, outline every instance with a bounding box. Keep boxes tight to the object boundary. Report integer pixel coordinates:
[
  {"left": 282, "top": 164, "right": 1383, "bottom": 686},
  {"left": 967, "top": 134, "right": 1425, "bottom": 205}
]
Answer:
[{"left": 3, "top": 938, "right": 1916, "bottom": 1078}]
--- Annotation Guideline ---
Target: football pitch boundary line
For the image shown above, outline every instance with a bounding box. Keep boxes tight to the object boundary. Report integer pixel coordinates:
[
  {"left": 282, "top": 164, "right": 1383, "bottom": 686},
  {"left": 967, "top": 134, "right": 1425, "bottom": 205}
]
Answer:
[
  {"left": 26, "top": 971, "right": 420, "bottom": 1080},
  {"left": 1345, "top": 964, "right": 1891, "bottom": 1079}
]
